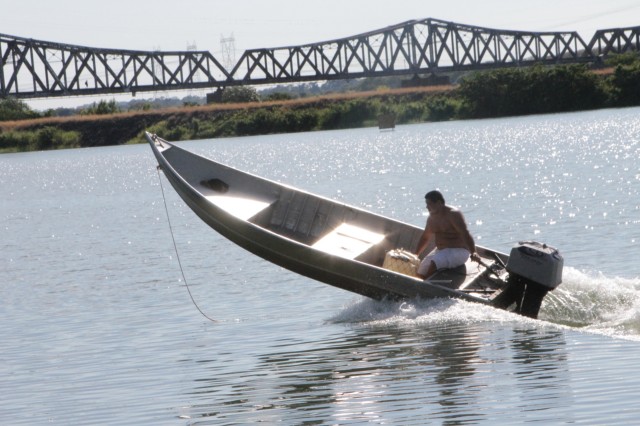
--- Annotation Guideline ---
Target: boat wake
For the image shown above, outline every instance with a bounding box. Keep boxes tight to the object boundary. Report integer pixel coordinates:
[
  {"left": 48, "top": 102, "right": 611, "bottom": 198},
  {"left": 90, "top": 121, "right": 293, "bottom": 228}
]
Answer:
[
  {"left": 543, "top": 268, "right": 640, "bottom": 339},
  {"left": 329, "top": 267, "right": 640, "bottom": 341}
]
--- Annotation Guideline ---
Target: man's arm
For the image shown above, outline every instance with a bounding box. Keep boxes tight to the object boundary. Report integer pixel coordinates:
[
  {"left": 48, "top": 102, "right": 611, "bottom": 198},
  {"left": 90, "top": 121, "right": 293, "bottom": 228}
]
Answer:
[
  {"left": 415, "top": 219, "right": 434, "bottom": 256},
  {"left": 451, "top": 211, "right": 476, "bottom": 254}
]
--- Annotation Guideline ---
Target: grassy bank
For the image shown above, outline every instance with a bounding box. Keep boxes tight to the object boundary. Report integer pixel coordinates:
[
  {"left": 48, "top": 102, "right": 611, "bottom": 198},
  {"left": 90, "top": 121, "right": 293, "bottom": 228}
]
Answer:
[
  {"left": 2, "top": 59, "right": 639, "bottom": 153},
  {"left": 0, "top": 86, "right": 454, "bottom": 152}
]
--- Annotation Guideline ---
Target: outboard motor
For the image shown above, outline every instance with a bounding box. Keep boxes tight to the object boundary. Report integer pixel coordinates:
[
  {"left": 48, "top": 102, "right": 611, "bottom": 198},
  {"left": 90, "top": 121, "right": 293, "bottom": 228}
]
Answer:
[{"left": 493, "top": 241, "right": 563, "bottom": 318}]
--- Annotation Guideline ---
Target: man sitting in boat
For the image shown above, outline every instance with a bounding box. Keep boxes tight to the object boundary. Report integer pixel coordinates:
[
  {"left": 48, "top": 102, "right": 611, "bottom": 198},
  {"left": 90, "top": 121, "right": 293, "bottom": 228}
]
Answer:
[{"left": 415, "top": 190, "right": 478, "bottom": 279}]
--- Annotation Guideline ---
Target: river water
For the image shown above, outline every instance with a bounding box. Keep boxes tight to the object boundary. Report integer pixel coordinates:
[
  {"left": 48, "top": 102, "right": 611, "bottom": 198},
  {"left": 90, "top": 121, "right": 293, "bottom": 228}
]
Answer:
[{"left": 2, "top": 107, "right": 640, "bottom": 425}]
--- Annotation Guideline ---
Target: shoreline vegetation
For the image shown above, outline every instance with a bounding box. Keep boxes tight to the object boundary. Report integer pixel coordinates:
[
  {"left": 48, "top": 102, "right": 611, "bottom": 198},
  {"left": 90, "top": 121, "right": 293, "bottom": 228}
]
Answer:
[{"left": 1, "top": 56, "right": 640, "bottom": 153}]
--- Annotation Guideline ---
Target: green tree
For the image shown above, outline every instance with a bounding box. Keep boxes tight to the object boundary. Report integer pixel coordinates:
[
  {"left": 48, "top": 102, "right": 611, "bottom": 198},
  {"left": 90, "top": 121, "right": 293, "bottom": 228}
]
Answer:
[
  {"left": 605, "top": 52, "right": 640, "bottom": 67},
  {"left": 263, "top": 92, "right": 294, "bottom": 101},
  {"left": 609, "top": 62, "right": 640, "bottom": 106},
  {"left": 80, "top": 99, "right": 120, "bottom": 115},
  {"left": 458, "top": 64, "right": 605, "bottom": 119},
  {"left": 221, "top": 86, "right": 260, "bottom": 103},
  {"left": 0, "top": 98, "right": 40, "bottom": 121}
]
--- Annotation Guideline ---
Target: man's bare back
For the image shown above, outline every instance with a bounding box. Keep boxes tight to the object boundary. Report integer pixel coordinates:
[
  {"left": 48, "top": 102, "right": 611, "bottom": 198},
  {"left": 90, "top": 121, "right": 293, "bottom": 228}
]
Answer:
[
  {"left": 415, "top": 191, "right": 477, "bottom": 278},
  {"left": 428, "top": 206, "right": 471, "bottom": 250}
]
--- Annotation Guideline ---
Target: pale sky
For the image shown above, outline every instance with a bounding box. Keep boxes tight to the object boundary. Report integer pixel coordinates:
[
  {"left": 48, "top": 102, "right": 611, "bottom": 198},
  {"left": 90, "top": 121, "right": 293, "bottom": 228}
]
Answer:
[{"left": 2, "top": 0, "right": 639, "bottom": 108}]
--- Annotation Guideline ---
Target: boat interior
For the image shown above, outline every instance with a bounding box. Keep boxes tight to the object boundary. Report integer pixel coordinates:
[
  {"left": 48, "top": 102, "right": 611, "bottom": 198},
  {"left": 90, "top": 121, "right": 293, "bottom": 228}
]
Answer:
[
  {"left": 156, "top": 138, "right": 509, "bottom": 298},
  {"left": 232, "top": 185, "right": 421, "bottom": 264},
  {"left": 199, "top": 175, "right": 508, "bottom": 297}
]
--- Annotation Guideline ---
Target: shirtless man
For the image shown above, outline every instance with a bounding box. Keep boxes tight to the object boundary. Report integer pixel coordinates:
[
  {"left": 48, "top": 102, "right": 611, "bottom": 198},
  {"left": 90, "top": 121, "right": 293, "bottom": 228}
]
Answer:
[{"left": 415, "top": 190, "right": 478, "bottom": 279}]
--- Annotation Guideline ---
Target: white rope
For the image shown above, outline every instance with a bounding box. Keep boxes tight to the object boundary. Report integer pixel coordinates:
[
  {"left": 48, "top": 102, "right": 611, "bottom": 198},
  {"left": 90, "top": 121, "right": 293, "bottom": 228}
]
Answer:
[{"left": 156, "top": 166, "right": 218, "bottom": 323}]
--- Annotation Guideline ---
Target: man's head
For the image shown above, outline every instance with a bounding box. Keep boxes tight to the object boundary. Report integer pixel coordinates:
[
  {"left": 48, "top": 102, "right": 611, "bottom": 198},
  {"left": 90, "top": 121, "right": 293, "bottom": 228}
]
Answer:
[
  {"left": 424, "top": 190, "right": 445, "bottom": 213},
  {"left": 425, "top": 190, "right": 445, "bottom": 204}
]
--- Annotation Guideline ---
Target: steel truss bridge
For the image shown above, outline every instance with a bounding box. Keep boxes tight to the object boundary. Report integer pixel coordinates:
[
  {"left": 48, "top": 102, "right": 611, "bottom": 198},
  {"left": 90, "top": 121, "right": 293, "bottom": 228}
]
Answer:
[{"left": 1, "top": 18, "right": 639, "bottom": 99}]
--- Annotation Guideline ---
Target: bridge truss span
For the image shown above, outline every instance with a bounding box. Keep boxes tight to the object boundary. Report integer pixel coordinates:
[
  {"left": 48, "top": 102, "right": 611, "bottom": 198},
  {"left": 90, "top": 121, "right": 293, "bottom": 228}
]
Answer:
[
  {"left": 233, "top": 19, "right": 597, "bottom": 84},
  {"left": 0, "top": 34, "right": 229, "bottom": 98},
  {"left": 1, "top": 18, "right": 639, "bottom": 99},
  {"left": 588, "top": 25, "right": 640, "bottom": 56}
]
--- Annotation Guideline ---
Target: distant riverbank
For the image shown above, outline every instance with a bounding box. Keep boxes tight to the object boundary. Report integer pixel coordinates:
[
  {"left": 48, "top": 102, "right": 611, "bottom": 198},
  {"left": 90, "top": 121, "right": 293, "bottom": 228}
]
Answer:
[
  {"left": 0, "top": 86, "right": 454, "bottom": 152},
  {"left": 1, "top": 60, "right": 639, "bottom": 153}
]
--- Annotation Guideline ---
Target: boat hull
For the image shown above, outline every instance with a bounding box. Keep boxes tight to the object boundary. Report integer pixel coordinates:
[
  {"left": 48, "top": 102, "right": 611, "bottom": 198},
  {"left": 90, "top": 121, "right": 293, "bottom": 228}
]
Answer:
[{"left": 147, "top": 132, "right": 562, "bottom": 317}]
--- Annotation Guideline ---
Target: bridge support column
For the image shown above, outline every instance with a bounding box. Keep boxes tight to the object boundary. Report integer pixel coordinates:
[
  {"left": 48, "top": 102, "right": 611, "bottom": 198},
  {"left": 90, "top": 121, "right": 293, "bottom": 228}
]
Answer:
[
  {"left": 401, "top": 73, "right": 450, "bottom": 88},
  {"left": 206, "top": 88, "right": 225, "bottom": 104}
]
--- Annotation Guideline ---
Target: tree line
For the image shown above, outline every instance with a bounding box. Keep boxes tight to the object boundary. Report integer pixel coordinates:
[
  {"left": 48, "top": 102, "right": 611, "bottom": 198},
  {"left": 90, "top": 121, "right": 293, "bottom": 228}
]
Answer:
[
  {"left": 135, "top": 55, "right": 640, "bottom": 142},
  {"left": 1, "top": 53, "right": 639, "bottom": 152}
]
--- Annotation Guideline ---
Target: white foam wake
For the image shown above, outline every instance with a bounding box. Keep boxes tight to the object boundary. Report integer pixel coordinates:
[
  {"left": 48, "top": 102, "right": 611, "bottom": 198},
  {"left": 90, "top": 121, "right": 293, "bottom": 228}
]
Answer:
[{"left": 329, "top": 267, "right": 640, "bottom": 340}]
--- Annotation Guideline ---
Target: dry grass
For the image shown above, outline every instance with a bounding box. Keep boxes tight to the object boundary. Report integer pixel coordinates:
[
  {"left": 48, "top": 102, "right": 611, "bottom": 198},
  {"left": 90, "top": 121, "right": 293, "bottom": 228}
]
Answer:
[
  {"left": 0, "top": 85, "right": 455, "bottom": 132},
  {"left": 591, "top": 67, "right": 615, "bottom": 75}
]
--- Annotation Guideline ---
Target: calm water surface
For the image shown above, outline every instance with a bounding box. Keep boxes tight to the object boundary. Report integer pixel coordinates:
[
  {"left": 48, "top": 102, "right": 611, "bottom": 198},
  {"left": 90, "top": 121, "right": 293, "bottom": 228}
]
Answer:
[{"left": 2, "top": 108, "right": 640, "bottom": 425}]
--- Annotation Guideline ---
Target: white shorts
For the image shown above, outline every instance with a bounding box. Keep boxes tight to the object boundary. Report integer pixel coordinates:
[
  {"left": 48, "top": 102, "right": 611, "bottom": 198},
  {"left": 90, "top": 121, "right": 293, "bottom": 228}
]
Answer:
[{"left": 418, "top": 248, "right": 470, "bottom": 275}]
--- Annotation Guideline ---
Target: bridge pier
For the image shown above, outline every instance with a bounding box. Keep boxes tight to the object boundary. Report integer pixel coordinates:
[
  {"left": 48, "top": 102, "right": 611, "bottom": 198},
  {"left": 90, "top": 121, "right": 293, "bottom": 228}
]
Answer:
[
  {"left": 401, "top": 73, "right": 450, "bottom": 88},
  {"left": 206, "top": 88, "right": 225, "bottom": 104}
]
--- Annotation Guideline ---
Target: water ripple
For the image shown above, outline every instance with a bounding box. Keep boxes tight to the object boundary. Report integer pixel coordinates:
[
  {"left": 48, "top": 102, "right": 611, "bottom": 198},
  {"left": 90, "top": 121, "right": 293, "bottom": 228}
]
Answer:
[{"left": 3, "top": 108, "right": 640, "bottom": 424}]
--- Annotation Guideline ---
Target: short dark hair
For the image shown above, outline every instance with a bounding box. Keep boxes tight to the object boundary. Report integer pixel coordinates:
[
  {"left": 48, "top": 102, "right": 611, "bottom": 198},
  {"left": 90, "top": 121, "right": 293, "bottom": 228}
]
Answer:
[{"left": 425, "top": 190, "right": 445, "bottom": 204}]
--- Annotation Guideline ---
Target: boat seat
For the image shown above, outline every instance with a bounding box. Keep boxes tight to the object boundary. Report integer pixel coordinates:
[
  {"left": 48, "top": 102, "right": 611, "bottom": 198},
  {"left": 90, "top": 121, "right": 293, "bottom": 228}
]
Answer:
[
  {"left": 312, "top": 223, "right": 385, "bottom": 260},
  {"left": 205, "top": 194, "right": 275, "bottom": 221},
  {"left": 429, "top": 258, "right": 487, "bottom": 290}
]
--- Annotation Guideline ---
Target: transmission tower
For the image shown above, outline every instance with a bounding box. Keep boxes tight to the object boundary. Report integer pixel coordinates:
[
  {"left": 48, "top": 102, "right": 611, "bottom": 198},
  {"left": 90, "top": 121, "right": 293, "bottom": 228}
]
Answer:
[
  {"left": 186, "top": 41, "right": 202, "bottom": 95},
  {"left": 220, "top": 33, "right": 236, "bottom": 71}
]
